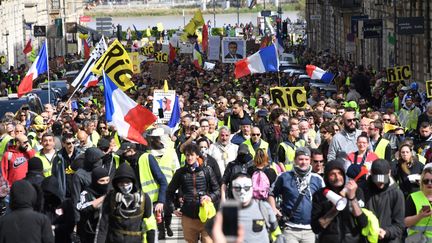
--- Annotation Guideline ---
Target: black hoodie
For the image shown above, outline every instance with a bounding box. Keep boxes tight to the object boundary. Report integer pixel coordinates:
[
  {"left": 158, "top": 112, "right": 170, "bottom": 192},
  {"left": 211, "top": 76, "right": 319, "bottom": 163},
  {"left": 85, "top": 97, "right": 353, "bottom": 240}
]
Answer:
[
  {"left": 0, "top": 180, "right": 54, "bottom": 243},
  {"left": 95, "top": 163, "right": 153, "bottom": 243},
  {"left": 311, "top": 160, "right": 368, "bottom": 243},
  {"left": 71, "top": 148, "right": 104, "bottom": 223}
]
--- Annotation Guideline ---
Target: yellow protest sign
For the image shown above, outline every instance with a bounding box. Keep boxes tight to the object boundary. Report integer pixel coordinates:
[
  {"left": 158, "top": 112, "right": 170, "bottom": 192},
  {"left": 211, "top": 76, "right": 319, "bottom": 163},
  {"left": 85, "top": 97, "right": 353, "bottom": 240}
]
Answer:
[
  {"left": 0, "top": 55, "right": 5, "bottom": 65},
  {"left": 154, "top": 52, "right": 168, "bottom": 63},
  {"left": 386, "top": 65, "right": 411, "bottom": 82},
  {"left": 270, "top": 87, "right": 307, "bottom": 109},
  {"left": 92, "top": 39, "right": 134, "bottom": 91},
  {"left": 426, "top": 80, "right": 432, "bottom": 98},
  {"left": 140, "top": 45, "right": 154, "bottom": 56},
  {"left": 128, "top": 52, "right": 140, "bottom": 74}
]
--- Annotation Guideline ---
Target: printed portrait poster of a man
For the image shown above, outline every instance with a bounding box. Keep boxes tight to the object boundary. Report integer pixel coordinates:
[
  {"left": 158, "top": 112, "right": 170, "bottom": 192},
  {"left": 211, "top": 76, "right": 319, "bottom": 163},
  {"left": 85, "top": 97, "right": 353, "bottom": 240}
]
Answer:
[{"left": 222, "top": 37, "right": 246, "bottom": 63}]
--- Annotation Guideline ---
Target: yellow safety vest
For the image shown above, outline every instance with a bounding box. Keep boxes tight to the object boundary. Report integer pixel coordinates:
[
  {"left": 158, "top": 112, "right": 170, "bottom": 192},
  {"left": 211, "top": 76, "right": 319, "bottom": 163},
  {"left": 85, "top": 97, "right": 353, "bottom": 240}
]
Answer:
[
  {"left": 0, "top": 135, "right": 12, "bottom": 159},
  {"left": 90, "top": 131, "right": 100, "bottom": 147},
  {"left": 374, "top": 138, "right": 389, "bottom": 160},
  {"left": 278, "top": 140, "right": 305, "bottom": 171},
  {"left": 205, "top": 131, "right": 219, "bottom": 143},
  {"left": 243, "top": 139, "right": 269, "bottom": 158},
  {"left": 394, "top": 97, "right": 400, "bottom": 113},
  {"left": 154, "top": 149, "right": 176, "bottom": 184},
  {"left": 407, "top": 191, "right": 432, "bottom": 239},
  {"left": 35, "top": 151, "right": 54, "bottom": 177},
  {"left": 217, "top": 120, "right": 224, "bottom": 129},
  {"left": 138, "top": 153, "right": 160, "bottom": 204}
]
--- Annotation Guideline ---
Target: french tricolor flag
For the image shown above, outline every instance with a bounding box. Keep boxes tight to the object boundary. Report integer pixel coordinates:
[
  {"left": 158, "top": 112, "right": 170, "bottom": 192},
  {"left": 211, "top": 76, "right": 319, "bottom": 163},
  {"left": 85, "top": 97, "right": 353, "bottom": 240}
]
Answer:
[
  {"left": 234, "top": 44, "right": 279, "bottom": 79},
  {"left": 306, "top": 64, "right": 335, "bottom": 84},
  {"left": 103, "top": 71, "right": 157, "bottom": 145},
  {"left": 18, "top": 42, "right": 48, "bottom": 97}
]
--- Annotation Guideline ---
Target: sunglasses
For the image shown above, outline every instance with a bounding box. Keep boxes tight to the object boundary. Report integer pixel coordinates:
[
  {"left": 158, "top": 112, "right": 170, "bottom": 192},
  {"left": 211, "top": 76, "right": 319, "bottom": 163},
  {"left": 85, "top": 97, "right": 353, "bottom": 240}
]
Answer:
[
  {"left": 313, "top": 160, "right": 324, "bottom": 163},
  {"left": 423, "top": 179, "right": 432, "bottom": 185},
  {"left": 346, "top": 118, "right": 356, "bottom": 123},
  {"left": 251, "top": 133, "right": 261, "bottom": 136},
  {"left": 65, "top": 141, "right": 74, "bottom": 145},
  {"left": 383, "top": 119, "right": 390, "bottom": 122},
  {"left": 99, "top": 126, "right": 107, "bottom": 130},
  {"left": 232, "top": 186, "right": 252, "bottom": 192}
]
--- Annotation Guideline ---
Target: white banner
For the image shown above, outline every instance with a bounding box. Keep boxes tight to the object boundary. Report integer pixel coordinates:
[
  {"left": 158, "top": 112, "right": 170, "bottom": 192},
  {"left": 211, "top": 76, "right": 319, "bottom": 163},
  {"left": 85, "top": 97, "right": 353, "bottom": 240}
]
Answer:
[
  {"left": 179, "top": 42, "right": 193, "bottom": 54},
  {"left": 208, "top": 36, "right": 221, "bottom": 61},
  {"left": 152, "top": 89, "right": 176, "bottom": 122}
]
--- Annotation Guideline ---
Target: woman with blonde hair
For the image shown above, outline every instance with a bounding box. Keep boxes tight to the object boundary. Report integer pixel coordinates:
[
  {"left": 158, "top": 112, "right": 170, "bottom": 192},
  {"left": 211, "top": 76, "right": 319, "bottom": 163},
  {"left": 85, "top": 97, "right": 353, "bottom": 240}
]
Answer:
[
  {"left": 404, "top": 166, "right": 432, "bottom": 241},
  {"left": 392, "top": 144, "right": 424, "bottom": 198}
]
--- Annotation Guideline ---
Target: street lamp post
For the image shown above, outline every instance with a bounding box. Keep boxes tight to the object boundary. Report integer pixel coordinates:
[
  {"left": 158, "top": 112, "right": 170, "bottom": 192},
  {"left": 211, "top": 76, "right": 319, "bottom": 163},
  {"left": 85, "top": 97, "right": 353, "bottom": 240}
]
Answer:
[
  {"left": 237, "top": 0, "right": 239, "bottom": 25},
  {"left": 213, "top": 0, "right": 216, "bottom": 27},
  {"left": 3, "top": 31, "right": 9, "bottom": 66}
]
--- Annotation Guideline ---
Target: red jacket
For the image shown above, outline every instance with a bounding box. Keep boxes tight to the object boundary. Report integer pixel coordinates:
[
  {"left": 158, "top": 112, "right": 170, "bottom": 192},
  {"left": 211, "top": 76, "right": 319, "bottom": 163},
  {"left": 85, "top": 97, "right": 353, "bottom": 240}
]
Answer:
[{"left": 1, "top": 147, "right": 35, "bottom": 186}]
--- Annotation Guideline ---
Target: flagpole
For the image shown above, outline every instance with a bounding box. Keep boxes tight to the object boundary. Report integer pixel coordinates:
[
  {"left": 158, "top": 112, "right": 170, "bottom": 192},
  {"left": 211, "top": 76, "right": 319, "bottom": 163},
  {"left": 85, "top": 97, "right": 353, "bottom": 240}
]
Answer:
[{"left": 46, "top": 41, "right": 51, "bottom": 105}]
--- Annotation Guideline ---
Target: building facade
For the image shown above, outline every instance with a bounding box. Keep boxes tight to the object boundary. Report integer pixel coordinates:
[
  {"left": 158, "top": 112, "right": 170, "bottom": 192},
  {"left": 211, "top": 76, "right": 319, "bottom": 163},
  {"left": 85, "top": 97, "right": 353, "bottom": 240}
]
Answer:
[
  {"left": 0, "top": 0, "right": 84, "bottom": 69},
  {"left": 306, "top": 0, "right": 432, "bottom": 82}
]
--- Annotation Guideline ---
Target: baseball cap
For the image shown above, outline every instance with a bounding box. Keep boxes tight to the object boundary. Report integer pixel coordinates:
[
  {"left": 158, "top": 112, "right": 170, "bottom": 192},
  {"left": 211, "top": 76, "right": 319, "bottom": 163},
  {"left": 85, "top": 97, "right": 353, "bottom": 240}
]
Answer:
[
  {"left": 116, "top": 142, "right": 137, "bottom": 155},
  {"left": 370, "top": 159, "right": 390, "bottom": 184},
  {"left": 295, "top": 147, "right": 311, "bottom": 158}
]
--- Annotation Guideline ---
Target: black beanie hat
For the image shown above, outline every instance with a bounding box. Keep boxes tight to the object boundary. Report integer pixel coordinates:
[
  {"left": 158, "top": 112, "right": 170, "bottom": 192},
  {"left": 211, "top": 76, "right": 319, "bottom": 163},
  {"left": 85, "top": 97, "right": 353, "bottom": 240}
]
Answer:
[
  {"left": 28, "top": 157, "right": 44, "bottom": 172},
  {"left": 91, "top": 167, "right": 109, "bottom": 183},
  {"left": 324, "top": 159, "right": 346, "bottom": 186}
]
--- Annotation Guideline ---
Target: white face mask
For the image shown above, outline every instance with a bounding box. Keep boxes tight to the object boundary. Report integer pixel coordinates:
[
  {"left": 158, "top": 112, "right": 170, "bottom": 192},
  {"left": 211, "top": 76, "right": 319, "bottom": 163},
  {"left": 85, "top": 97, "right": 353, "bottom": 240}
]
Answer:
[
  {"left": 200, "top": 148, "right": 208, "bottom": 156},
  {"left": 119, "top": 182, "right": 133, "bottom": 194},
  {"left": 232, "top": 177, "right": 253, "bottom": 205}
]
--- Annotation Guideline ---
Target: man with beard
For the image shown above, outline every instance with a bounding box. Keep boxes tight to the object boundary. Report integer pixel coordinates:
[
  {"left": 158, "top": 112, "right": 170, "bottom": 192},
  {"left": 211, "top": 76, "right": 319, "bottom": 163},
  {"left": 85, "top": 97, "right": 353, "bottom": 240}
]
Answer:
[
  {"left": 1, "top": 133, "right": 35, "bottom": 186},
  {"left": 311, "top": 159, "right": 367, "bottom": 243},
  {"left": 269, "top": 147, "right": 324, "bottom": 243},
  {"left": 413, "top": 122, "right": 432, "bottom": 157},
  {"left": 208, "top": 126, "right": 239, "bottom": 174},
  {"left": 231, "top": 118, "right": 252, "bottom": 145},
  {"left": 327, "top": 109, "right": 362, "bottom": 161},
  {"left": 224, "top": 100, "right": 251, "bottom": 134}
]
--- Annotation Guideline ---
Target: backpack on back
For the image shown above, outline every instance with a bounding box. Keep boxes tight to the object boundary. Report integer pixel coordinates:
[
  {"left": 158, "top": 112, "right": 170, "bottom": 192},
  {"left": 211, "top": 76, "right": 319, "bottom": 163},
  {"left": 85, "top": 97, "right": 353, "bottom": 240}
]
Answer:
[{"left": 252, "top": 170, "right": 270, "bottom": 200}]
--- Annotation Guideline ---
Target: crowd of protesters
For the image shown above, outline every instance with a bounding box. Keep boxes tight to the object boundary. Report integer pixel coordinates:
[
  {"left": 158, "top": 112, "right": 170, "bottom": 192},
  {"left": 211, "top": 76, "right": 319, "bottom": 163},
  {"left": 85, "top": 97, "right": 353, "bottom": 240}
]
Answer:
[{"left": 0, "top": 28, "right": 432, "bottom": 243}]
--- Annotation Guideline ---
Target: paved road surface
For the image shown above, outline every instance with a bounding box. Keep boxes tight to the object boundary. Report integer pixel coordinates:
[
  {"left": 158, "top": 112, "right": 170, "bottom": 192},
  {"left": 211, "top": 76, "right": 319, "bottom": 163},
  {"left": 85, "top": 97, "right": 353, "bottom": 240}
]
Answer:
[{"left": 160, "top": 215, "right": 185, "bottom": 243}]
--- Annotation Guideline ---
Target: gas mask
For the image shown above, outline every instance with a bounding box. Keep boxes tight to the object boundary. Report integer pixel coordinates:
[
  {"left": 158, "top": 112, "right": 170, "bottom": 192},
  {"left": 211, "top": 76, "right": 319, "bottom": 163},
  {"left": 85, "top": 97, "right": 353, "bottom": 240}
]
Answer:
[
  {"left": 118, "top": 182, "right": 133, "bottom": 194},
  {"left": 231, "top": 177, "right": 253, "bottom": 205}
]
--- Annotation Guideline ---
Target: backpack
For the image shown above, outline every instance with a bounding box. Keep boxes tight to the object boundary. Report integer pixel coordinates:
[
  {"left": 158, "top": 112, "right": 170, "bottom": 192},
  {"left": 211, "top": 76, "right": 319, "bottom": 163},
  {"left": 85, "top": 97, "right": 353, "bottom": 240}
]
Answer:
[{"left": 252, "top": 169, "right": 270, "bottom": 200}]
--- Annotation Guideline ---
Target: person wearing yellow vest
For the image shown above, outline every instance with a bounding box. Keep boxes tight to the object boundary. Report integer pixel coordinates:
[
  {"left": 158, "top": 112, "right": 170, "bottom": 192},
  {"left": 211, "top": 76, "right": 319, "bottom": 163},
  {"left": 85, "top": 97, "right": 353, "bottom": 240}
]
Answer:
[
  {"left": 278, "top": 124, "right": 306, "bottom": 172},
  {"left": 35, "top": 133, "right": 59, "bottom": 178},
  {"left": 95, "top": 162, "right": 156, "bottom": 243},
  {"left": 242, "top": 127, "right": 270, "bottom": 160},
  {"left": 405, "top": 166, "right": 432, "bottom": 242},
  {"left": 147, "top": 128, "right": 180, "bottom": 240},
  {"left": 231, "top": 118, "right": 252, "bottom": 145},
  {"left": 0, "top": 123, "right": 13, "bottom": 159},
  {"left": 399, "top": 96, "right": 422, "bottom": 132},
  {"left": 83, "top": 120, "right": 100, "bottom": 147},
  {"left": 117, "top": 142, "right": 167, "bottom": 238},
  {"left": 369, "top": 120, "right": 392, "bottom": 162}
]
